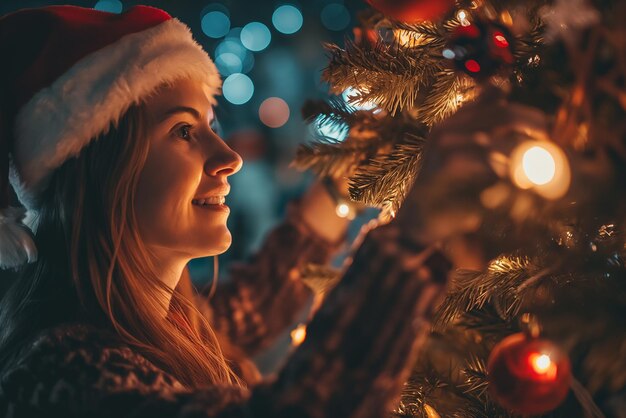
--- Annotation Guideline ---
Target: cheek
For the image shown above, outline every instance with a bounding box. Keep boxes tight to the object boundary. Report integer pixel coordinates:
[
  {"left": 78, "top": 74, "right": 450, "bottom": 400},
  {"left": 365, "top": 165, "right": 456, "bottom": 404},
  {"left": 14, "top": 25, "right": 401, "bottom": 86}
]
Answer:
[{"left": 134, "top": 146, "right": 199, "bottom": 238}]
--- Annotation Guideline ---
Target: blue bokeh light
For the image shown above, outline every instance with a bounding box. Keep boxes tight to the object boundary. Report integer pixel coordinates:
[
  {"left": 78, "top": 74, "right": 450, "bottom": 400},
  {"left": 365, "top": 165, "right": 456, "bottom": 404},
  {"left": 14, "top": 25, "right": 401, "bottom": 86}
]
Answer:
[
  {"left": 342, "top": 87, "right": 378, "bottom": 111},
  {"left": 240, "top": 22, "right": 272, "bottom": 52},
  {"left": 201, "top": 11, "right": 230, "bottom": 39},
  {"left": 215, "top": 37, "right": 255, "bottom": 73},
  {"left": 272, "top": 5, "right": 303, "bottom": 35},
  {"left": 320, "top": 3, "right": 350, "bottom": 31},
  {"left": 314, "top": 114, "right": 348, "bottom": 142},
  {"left": 94, "top": 0, "right": 122, "bottom": 13},
  {"left": 223, "top": 73, "right": 254, "bottom": 105},
  {"left": 215, "top": 53, "right": 243, "bottom": 76}
]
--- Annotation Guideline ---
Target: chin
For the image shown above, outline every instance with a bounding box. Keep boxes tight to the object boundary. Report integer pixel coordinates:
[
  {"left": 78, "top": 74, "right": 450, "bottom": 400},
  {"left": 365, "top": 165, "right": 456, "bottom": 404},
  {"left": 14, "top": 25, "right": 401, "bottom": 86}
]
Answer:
[{"left": 202, "top": 230, "right": 232, "bottom": 256}]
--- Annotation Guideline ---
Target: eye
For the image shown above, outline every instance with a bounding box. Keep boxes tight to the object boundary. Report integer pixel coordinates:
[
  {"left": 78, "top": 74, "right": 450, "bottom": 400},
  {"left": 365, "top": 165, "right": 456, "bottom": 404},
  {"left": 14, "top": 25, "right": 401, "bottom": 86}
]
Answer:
[{"left": 175, "top": 124, "right": 193, "bottom": 141}]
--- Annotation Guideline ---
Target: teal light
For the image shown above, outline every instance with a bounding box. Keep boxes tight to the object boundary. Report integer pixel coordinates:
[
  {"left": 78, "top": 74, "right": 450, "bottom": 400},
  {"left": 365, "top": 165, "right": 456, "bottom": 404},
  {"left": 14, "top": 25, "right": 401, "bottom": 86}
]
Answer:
[
  {"left": 320, "top": 4, "right": 350, "bottom": 31},
  {"left": 223, "top": 73, "right": 254, "bottom": 105},
  {"left": 314, "top": 115, "right": 348, "bottom": 142},
  {"left": 272, "top": 5, "right": 303, "bottom": 35},
  {"left": 94, "top": 0, "right": 122, "bottom": 13},
  {"left": 201, "top": 11, "right": 230, "bottom": 39},
  {"left": 342, "top": 87, "right": 378, "bottom": 111},
  {"left": 215, "top": 53, "right": 243, "bottom": 76},
  {"left": 215, "top": 37, "right": 255, "bottom": 73},
  {"left": 240, "top": 22, "right": 271, "bottom": 52}
]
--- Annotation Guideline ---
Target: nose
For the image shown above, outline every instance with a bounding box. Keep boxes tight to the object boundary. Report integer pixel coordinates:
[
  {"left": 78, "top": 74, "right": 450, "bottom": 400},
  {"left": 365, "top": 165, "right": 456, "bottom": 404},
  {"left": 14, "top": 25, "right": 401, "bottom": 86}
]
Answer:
[{"left": 204, "top": 135, "right": 243, "bottom": 177}]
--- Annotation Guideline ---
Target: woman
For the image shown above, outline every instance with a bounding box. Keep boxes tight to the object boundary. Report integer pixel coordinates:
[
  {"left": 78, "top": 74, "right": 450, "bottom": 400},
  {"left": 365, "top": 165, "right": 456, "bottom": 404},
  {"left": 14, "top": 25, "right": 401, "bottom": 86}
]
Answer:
[{"left": 0, "top": 5, "right": 450, "bottom": 417}]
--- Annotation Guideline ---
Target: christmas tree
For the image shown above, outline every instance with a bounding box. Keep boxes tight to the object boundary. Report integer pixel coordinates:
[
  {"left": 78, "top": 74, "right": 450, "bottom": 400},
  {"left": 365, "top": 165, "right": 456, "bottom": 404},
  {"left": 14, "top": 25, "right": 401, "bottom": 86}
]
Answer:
[{"left": 293, "top": 0, "right": 626, "bottom": 416}]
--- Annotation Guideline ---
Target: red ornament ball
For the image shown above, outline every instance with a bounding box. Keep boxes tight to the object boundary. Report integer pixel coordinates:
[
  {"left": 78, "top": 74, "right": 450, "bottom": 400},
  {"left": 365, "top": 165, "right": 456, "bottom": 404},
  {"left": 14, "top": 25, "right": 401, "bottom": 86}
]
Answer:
[
  {"left": 443, "top": 18, "right": 515, "bottom": 80},
  {"left": 487, "top": 333, "right": 572, "bottom": 415},
  {"left": 366, "top": 0, "right": 455, "bottom": 23}
]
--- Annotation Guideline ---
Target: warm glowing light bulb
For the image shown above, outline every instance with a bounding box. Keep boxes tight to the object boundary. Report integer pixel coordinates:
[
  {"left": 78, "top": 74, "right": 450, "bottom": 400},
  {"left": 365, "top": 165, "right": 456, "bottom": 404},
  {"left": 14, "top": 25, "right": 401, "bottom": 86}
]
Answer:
[
  {"left": 290, "top": 323, "right": 307, "bottom": 346},
  {"left": 510, "top": 140, "right": 571, "bottom": 200},
  {"left": 456, "top": 9, "right": 471, "bottom": 26},
  {"left": 533, "top": 354, "right": 551, "bottom": 372},
  {"left": 522, "top": 146, "right": 556, "bottom": 185},
  {"left": 336, "top": 203, "right": 351, "bottom": 218},
  {"left": 529, "top": 352, "right": 557, "bottom": 379}
]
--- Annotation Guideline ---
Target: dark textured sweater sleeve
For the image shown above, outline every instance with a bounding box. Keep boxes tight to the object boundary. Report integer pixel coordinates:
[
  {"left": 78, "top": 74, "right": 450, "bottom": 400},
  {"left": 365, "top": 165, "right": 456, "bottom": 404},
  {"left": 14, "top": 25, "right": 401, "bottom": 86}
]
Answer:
[
  {"left": 0, "top": 223, "right": 450, "bottom": 418},
  {"left": 198, "top": 199, "right": 343, "bottom": 356}
]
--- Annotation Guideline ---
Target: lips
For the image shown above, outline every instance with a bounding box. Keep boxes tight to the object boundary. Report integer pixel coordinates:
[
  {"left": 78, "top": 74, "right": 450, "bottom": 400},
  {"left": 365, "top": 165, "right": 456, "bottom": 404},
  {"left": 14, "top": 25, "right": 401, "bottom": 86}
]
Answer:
[
  {"left": 192, "top": 196, "right": 225, "bottom": 206},
  {"left": 192, "top": 185, "right": 230, "bottom": 207}
]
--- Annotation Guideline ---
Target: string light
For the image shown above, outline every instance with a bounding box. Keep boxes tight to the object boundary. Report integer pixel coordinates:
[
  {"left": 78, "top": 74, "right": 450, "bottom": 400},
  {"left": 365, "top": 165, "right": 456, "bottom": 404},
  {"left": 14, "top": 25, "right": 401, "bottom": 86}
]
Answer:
[
  {"left": 510, "top": 141, "right": 571, "bottom": 199},
  {"left": 456, "top": 9, "right": 471, "bottom": 26},
  {"left": 290, "top": 323, "right": 307, "bottom": 346},
  {"left": 522, "top": 146, "right": 556, "bottom": 185},
  {"left": 529, "top": 353, "right": 558, "bottom": 379},
  {"left": 336, "top": 203, "right": 351, "bottom": 218}
]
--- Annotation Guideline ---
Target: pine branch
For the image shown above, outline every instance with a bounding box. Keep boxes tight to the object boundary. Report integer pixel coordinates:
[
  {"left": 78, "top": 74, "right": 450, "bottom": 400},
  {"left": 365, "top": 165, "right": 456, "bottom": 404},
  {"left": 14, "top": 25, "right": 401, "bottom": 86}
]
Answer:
[
  {"left": 301, "top": 98, "right": 365, "bottom": 130},
  {"left": 433, "top": 256, "right": 540, "bottom": 327},
  {"left": 460, "top": 355, "right": 490, "bottom": 401},
  {"left": 292, "top": 136, "right": 376, "bottom": 179},
  {"left": 348, "top": 134, "right": 425, "bottom": 211},
  {"left": 322, "top": 35, "right": 446, "bottom": 116},
  {"left": 417, "top": 70, "right": 477, "bottom": 126},
  {"left": 457, "top": 306, "right": 516, "bottom": 342}
]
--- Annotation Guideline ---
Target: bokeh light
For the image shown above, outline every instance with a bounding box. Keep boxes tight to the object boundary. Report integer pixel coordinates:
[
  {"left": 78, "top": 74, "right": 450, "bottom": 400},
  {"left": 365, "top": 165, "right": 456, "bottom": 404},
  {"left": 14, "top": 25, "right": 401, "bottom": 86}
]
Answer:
[
  {"left": 510, "top": 141, "right": 571, "bottom": 200},
  {"left": 259, "top": 97, "right": 290, "bottom": 128},
  {"left": 522, "top": 146, "right": 556, "bottom": 185},
  {"left": 320, "top": 3, "right": 350, "bottom": 31},
  {"left": 214, "top": 52, "right": 242, "bottom": 76},
  {"left": 201, "top": 11, "right": 231, "bottom": 39},
  {"left": 290, "top": 323, "right": 307, "bottom": 346},
  {"left": 314, "top": 114, "right": 348, "bottom": 142},
  {"left": 240, "top": 22, "right": 272, "bottom": 52},
  {"left": 342, "top": 87, "right": 377, "bottom": 111},
  {"left": 529, "top": 353, "right": 557, "bottom": 379},
  {"left": 223, "top": 73, "right": 254, "bottom": 105},
  {"left": 272, "top": 5, "right": 303, "bottom": 34},
  {"left": 225, "top": 27, "right": 243, "bottom": 40},
  {"left": 215, "top": 36, "right": 255, "bottom": 74},
  {"left": 94, "top": 0, "right": 122, "bottom": 13}
]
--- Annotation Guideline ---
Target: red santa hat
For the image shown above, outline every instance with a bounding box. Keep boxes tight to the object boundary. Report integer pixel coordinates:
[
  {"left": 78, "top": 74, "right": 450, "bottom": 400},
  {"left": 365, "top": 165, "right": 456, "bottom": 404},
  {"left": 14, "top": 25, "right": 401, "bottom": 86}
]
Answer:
[{"left": 0, "top": 5, "right": 221, "bottom": 268}]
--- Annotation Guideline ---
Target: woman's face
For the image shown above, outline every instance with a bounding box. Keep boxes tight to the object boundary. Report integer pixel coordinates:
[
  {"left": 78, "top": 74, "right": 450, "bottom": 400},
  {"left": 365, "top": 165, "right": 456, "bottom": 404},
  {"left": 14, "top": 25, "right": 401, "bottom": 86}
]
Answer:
[{"left": 135, "top": 78, "right": 242, "bottom": 262}]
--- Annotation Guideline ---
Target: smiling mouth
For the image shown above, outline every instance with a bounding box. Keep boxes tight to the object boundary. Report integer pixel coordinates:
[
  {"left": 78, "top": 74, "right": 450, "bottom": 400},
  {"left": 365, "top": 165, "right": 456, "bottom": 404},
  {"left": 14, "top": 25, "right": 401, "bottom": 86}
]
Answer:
[
  {"left": 192, "top": 196, "right": 226, "bottom": 206},
  {"left": 192, "top": 197, "right": 229, "bottom": 212}
]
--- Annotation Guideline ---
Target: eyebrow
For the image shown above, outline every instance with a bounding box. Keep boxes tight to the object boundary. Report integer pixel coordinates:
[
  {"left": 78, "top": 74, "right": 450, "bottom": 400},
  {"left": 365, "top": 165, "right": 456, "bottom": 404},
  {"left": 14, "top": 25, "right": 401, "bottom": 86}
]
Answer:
[{"left": 161, "top": 106, "right": 202, "bottom": 121}]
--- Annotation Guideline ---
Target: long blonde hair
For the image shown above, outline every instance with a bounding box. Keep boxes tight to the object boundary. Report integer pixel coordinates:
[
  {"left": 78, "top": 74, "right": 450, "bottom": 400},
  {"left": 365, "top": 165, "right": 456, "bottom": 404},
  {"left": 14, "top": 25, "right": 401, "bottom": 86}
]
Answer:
[{"left": 0, "top": 100, "right": 243, "bottom": 388}]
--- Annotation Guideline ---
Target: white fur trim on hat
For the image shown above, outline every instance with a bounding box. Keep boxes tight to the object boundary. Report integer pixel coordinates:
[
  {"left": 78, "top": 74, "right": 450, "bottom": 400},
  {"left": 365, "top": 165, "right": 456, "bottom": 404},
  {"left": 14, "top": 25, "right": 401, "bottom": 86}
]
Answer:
[{"left": 9, "top": 18, "right": 221, "bottom": 211}]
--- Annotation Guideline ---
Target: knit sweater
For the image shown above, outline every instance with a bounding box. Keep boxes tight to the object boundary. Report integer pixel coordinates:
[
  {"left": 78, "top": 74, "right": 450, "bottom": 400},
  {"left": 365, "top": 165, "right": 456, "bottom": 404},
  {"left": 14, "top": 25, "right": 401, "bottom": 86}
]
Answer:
[{"left": 0, "top": 210, "right": 450, "bottom": 418}]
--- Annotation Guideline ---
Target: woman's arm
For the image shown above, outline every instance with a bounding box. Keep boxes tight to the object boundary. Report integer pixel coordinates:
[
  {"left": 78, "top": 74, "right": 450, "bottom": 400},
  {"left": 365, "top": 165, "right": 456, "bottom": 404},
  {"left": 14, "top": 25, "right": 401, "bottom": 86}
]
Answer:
[
  {"left": 197, "top": 181, "right": 350, "bottom": 356},
  {"left": 1, "top": 221, "right": 449, "bottom": 418}
]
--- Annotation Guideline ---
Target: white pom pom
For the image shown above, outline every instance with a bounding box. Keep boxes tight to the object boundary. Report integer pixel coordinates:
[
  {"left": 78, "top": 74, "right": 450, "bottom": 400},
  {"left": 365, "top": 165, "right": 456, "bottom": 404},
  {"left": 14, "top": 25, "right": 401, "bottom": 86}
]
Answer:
[{"left": 0, "top": 206, "right": 38, "bottom": 269}]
